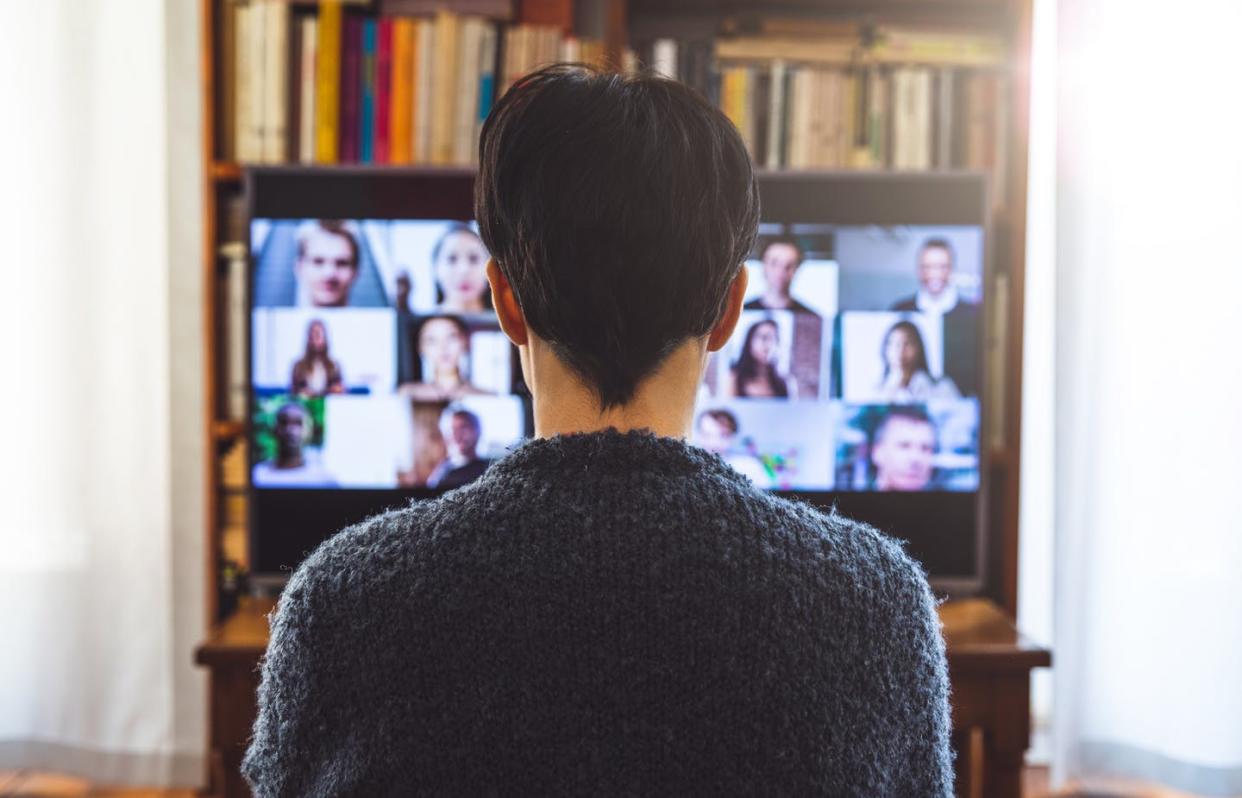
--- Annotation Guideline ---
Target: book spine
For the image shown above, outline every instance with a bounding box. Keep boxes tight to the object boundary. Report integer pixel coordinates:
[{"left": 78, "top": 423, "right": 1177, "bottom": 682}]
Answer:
[
  {"left": 359, "top": 18, "right": 377, "bottom": 163},
  {"left": 247, "top": 1, "right": 267, "bottom": 162},
  {"left": 288, "top": 9, "right": 303, "bottom": 163},
  {"left": 233, "top": 3, "right": 254, "bottom": 162},
  {"left": 262, "top": 0, "right": 290, "bottom": 163},
  {"left": 223, "top": 240, "right": 249, "bottom": 422},
  {"left": 375, "top": 17, "right": 393, "bottom": 163},
  {"left": 652, "top": 38, "right": 678, "bottom": 80},
  {"left": 430, "top": 10, "right": 459, "bottom": 165},
  {"left": 765, "top": 59, "right": 785, "bottom": 170},
  {"left": 414, "top": 18, "right": 434, "bottom": 163},
  {"left": 476, "top": 22, "right": 499, "bottom": 162},
  {"left": 390, "top": 17, "right": 414, "bottom": 165},
  {"left": 454, "top": 18, "right": 483, "bottom": 164},
  {"left": 337, "top": 14, "right": 361, "bottom": 162},
  {"left": 298, "top": 17, "right": 318, "bottom": 164},
  {"left": 314, "top": 0, "right": 342, "bottom": 163}
]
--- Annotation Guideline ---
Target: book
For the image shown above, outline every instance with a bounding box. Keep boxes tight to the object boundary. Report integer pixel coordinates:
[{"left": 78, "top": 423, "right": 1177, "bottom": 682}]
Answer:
[
  {"left": 871, "top": 27, "right": 1006, "bottom": 68},
  {"left": 375, "top": 17, "right": 394, "bottom": 163},
  {"left": 764, "top": 60, "right": 786, "bottom": 170},
  {"left": 453, "top": 17, "right": 484, "bottom": 164},
  {"left": 359, "top": 18, "right": 377, "bottom": 163},
  {"left": 260, "top": 0, "right": 290, "bottom": 163},
  {"left": 430, "top": 9, "right": 459, "bottom": 164},
  {"left": 313, "top": 0, "right": 343, "bottom": 163},
  {"left": 233, "top": 2, "right": 257, "bottom": 162},
  {"left": 338, "top": 13, "right": 362, "bottom": 162},
  {"left": 413, "top": 17, "right": 434, "bottom": 163},
  {"left": 389, "top": 17, "right": 414, "bottom": 164},
  {"left": 476, "top": 22, "right": 498, "bottom": 162},
  {"left": 652, "top": 39, "right": 678, "bottom": 80}
]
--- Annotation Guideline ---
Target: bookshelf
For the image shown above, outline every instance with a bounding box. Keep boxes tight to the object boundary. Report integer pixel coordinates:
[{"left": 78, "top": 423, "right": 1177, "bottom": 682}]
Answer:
[{"left": 200, "top": 0, "right": 1033, "bottom": 624}]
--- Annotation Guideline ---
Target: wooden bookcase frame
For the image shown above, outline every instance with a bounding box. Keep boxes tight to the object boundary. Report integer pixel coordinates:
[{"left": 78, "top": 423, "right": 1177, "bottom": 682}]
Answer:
[{"left": 199, "top": 0, "right": 1033, "bottom": 625}]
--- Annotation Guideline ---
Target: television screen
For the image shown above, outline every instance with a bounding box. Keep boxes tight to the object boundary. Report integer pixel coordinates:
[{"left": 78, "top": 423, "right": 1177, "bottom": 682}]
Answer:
[
  {"left": 693, "top": 223, "right": 982, "bottom": 494},
  {"left": 247, "top": 170, "right": 988, "bottom": 593},
  {"left": 250, "top": 218, "right": 529, "bottom": 491}
]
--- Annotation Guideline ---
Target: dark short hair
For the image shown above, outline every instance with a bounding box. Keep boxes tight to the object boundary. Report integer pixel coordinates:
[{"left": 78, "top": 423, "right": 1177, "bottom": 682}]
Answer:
[
  {"left": 919, "top": 237, "right": 954, "bottom": 263},
  {"left": 476, "top": 64, "right": 760, "bottom": 408}
]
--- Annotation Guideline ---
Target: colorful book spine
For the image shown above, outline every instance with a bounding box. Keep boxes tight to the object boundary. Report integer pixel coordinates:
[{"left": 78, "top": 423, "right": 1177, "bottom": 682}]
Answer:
[
  {"left": 359, "top": 18, "right": 377, "bottom": 163},
  {"left": 390, "top": 17, "right": 414, "bottom": 165},
  {"left": 375, "top": 18, "right": 393, "bottom": 164},
  {"left": 313, "top": 0, "right": 342, "bottom": 163},
  {"left": 476, "top": 23, "right": 497, "bottom": 164},
  {"left": 338, "top": 13, "right": 362, "bottom": 163}
]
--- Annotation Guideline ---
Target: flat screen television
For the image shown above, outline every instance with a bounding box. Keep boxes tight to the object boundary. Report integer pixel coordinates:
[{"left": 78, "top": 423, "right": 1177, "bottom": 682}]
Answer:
[{"left": 247, "top": 168, "right": 989, "bottom": 594}]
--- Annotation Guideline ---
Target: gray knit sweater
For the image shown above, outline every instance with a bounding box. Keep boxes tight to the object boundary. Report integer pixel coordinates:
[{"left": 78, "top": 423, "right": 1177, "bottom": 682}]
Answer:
[{"left": 242, "top": 430, "right": 953, "bottom": 796}]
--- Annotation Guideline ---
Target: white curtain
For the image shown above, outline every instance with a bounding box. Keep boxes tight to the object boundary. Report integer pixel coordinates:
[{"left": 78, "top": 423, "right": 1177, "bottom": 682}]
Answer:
[
  {"left": 1053, "top": 0, "right": 1242, "bottom": 793},
  {"left": 0, "top": 1, "right": 205, "bottom": 786}
]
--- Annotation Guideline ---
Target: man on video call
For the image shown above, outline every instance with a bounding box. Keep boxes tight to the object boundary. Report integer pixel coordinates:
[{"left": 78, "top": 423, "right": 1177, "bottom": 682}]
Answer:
[
  {"left": 871, "top": 406, "right": 938, "bottom": 492},
  {"left": 744, "top": 236, "right": 816, "bottom": 313},
  {"left": 892, "top": 236, "right": 980, "bottom": 397},
  {"left": 244, "top": 65, "right": 952, "bottom": 796},
  {"left": 294, "top": 220, "right": 360, "bottom": 307},
  {"left": 425, "top": 406, "right": 490, "bottom": 489}
]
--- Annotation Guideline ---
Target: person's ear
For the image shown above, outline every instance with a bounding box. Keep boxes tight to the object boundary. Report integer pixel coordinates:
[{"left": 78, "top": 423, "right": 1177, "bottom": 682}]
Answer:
[
  {"left": 486, "top": 258, "right": 528, "bottom": 346},
  {"left": 707, "top": 267, "right": 748, "bottom": 352}
]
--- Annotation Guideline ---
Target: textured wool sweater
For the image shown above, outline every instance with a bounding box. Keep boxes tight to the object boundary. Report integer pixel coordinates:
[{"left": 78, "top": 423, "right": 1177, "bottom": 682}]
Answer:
[{"left": 242, "top": 429, "right": 953, "bottom": 797}]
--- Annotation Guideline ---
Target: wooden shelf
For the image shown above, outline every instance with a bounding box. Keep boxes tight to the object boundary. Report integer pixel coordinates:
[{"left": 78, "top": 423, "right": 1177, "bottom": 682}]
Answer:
[
  {"left": 211, "top": 161, "right": 243, "bottom": 183},
  {"left": 212, "top": 420, "right": 245, "bottom": 440}
]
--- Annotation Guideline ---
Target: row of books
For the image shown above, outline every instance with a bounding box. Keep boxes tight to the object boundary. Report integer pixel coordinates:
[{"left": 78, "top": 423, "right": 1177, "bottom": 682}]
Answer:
[
  {"left": 643, "top": 32, "right": 1008, "bottom": 184},
  {"left": 225, "top": 2, "right": 1011, "bottom": 179},
  {"left": 225, "top": 0, "right": 622, "bottom": 165}
]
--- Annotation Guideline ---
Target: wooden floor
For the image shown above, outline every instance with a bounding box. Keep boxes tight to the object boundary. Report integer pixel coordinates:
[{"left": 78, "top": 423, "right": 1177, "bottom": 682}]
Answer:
[{"left": 0, "top": 767, "right": 1203, "bottom": 797}]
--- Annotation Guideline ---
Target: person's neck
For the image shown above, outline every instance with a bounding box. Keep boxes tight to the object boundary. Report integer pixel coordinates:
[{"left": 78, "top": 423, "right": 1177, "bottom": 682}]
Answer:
[
  {"left": 528, "top": 337, "right": 707, "bottom": 440},
  {"left": 763, "top": 290, "right": 792, "bottom": 308},
  {"left": 276, "top": 450, "right": 305, "bottom": 469}
]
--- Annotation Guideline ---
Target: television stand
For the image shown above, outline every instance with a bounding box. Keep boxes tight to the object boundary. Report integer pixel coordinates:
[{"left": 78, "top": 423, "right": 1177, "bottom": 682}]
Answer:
[{"left": 195, "top": 596, "right": 1049, "bottom": 798}]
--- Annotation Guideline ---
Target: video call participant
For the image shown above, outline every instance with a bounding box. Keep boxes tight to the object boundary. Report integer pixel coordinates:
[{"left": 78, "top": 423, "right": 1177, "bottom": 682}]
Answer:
[
  {"left": 290, "top": 319, "right": 344, "bottom": 398},
  {"left": 432, "top": 223, "right": 492, "bottom": 314},
  {"left": 425, "top": 406, "right": 492, "bottom": 489},
  {"left": 876, "top": 320, "right": 960, "bottom": 402},
  {"left": 743, "top": 237, "right": 818, "bottom": 313},
  {"left": 252, "top": 402, "right": 335, "bottom": 487},
  {"left": 400, "top": 314, "right": 492, "bottom": 401},
  {"left": 870, "top": 405, "right": 938, "bottom": 492},
  {"left": 694, "top": 408, "right": 770, "bottom": 485},
  {"left": 891, "top": 237, "right": 980, "bottom": 397},
  {"left": 725, "top": 318, "right": 798, "bottom": 398},
  {"left": 294, "top": 221, "right": 360, "bottom": 308},
  {"left": 245, "top": 65, "right": 951, "bottom": 796}
]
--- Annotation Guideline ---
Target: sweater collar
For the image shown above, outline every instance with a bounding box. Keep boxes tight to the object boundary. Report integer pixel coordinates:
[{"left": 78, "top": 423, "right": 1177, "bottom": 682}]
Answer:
[{"left": 486, "top": 428, "right": 747, "bottom": 484}]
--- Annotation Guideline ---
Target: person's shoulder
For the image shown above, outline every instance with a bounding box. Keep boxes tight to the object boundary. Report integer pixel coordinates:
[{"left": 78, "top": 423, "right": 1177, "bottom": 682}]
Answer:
[
  {"left": 754, "top": 493, "right": 935, "bottom": 604},
  {"left": 282, "top": 488, "right": 479, "bottom": 609},
  {"left": 891, "top": 295, "right": 919, "bottom": 312}
]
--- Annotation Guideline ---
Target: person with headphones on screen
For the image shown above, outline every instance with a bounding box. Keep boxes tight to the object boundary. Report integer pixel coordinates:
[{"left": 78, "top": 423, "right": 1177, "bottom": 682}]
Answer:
[{"left": 244, "top": 65, "right": 952, "bottom": 796}]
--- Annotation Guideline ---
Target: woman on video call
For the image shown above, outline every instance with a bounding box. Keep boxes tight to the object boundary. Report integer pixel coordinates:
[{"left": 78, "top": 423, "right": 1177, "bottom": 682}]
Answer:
[
  {"left": 432, "top": 224, "right": 492, "bottom": 315},
  {"left": 875, "top": 319, "right": 960, "bottom": 402},
  {"left": 725, "top": 318, "right": 798, "bottom": 399},
  {"left": 289, "top": 319, "right": 344, "bottom": 398},
  {"left": 400, "top": 314, "right": 491, "bottom": 401}
]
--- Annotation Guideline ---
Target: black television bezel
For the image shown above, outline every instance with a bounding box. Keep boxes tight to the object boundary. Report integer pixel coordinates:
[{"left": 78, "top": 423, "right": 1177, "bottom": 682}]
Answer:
[{"left": 244, "top": 167, "right": 990, "bottom": 597}]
